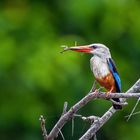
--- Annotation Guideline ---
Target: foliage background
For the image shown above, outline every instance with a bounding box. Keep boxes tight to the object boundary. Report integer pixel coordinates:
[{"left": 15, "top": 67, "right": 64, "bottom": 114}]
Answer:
[{"left": 0, "top": 0, "right": 140, "bottom": 140}]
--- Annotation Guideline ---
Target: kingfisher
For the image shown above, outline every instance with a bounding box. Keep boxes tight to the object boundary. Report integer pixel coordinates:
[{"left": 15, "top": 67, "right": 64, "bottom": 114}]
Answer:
[{"left": 61, "top": 43, "right": 122, "bottom": 109}]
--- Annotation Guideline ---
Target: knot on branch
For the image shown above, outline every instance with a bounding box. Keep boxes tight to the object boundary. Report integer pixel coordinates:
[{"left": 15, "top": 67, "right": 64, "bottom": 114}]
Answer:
[{"left": 82, "top": 115, "right": 100, "bottom": 124}]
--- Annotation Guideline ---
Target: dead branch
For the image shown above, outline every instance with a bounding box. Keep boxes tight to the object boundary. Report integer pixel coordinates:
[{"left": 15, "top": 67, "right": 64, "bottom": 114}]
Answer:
[
  {"left": 109, "top": 99, "right": 128, "bottom": 106},
  {"left": 82, "top": 115, "right": 100, "bottom": 124},
  {"left": 126, "top": 97, "right": 140, "bottom": 121},
  {"left": 79, "top": 79, "right": 140, "bottom": 140},
  {"left": 39, "top": 115, "right": 48, "bottom": 140},
  {"left": 47, "top": 90, "right": 99, "bottom": 140},
  {"left": 40, "top": 79, "right": 140, "bottom": 140},
  {"left": 62, "top": 102, "right": 68, "bottom": 116}
]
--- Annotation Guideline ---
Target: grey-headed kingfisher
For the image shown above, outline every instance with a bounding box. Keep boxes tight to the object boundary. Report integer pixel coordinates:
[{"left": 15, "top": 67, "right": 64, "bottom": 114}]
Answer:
[{"left": 62, "top": 43, "right": 122, "bottom": 109}]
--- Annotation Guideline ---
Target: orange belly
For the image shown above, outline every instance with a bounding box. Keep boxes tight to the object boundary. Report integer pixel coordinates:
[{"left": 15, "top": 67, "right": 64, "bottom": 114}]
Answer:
[{"left": 96, "top": 73, "right": 116, "bottom": 92}]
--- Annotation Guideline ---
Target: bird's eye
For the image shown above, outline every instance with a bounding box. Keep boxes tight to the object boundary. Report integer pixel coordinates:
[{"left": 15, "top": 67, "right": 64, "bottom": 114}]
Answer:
[{"left": 90, "top": 45, "right": 98, "bottom": 49}]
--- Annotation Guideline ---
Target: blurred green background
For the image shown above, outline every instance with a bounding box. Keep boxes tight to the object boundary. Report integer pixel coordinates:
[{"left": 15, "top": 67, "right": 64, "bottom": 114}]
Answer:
[{"left": 0, "top": 0, "right": 140, "bottom": 140}]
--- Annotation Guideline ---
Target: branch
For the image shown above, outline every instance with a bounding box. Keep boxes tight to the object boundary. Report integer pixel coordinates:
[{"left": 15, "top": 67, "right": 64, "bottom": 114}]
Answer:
[
  {"left": 81, "top": 115, "right": 100, "bottom": 124},
  {"left": 40, "top": 79, "right": 140, "bottom": 140},
  {"left": 126, "top": 97, "right": 140, "bottom": 121},
  {"left": 94, "top": 92, "right": 140, "bottom": 99},
  {"left": 39, "top": 115, "right": 48, "bottom": 140},
  {"left": 79, "top": 79, "right": 140, "bottom": 140},
  {"left": 74, "top": 114, "right": 100, "bottom": 124},
  {"left": 62, "top": 102, "right": 68, "bottom": 116},
  {"left": 109, "top": 99, "right": 128, "bottom": 106},
  {"left": 47, "top": 90, "right": 99, "bottom": 140}
]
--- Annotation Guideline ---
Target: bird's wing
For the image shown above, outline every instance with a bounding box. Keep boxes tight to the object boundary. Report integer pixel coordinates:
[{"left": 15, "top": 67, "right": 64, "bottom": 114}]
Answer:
[{"left": 107, "top": 58, "right": 121, "bottom": 92}]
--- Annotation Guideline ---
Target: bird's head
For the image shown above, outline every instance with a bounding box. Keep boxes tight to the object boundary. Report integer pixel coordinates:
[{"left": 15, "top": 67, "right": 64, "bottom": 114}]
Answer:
[{"left": 61, "top": 43, "right": 111, "bottom": 58}]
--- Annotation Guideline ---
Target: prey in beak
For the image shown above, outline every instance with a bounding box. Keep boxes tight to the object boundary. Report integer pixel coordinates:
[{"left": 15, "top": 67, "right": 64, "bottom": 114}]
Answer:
[{"left": 60, "top": 45, "right": 93, "bottom": 53}]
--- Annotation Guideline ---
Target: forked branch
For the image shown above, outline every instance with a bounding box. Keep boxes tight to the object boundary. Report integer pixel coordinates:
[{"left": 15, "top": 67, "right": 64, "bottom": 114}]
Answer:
[
  {"left": 80, "top": 79, "right": 140, "bottom": 140},
  {"left": 40, "top": 79, "right": 140, "bottom": 140}
]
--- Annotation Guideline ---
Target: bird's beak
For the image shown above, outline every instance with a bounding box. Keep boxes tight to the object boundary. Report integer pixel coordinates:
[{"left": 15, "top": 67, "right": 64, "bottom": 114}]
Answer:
[{"left": 61, "top": 45, "right": 92, "bottom": 53}]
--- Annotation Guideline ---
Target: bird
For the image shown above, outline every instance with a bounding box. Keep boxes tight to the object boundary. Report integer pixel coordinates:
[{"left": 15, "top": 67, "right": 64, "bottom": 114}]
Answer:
[{"left": 61, "top": 43, "right": 122, "bottom": 110}]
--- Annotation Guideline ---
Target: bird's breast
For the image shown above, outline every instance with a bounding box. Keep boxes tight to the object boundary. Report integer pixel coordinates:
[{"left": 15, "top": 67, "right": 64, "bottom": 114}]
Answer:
[
  {"left": 96, "top": 73, "right": 116, "bottom": 92},
  {"left": 90, "top": 56, "right": 116, "bottom": 92},
  {"left": 90, "top": 56, "right": 110, "bottom": 79}
]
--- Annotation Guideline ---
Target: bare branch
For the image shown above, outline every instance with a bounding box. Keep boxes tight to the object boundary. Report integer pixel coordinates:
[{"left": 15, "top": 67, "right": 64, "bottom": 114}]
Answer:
[
  {"left": 47, "top": 90, "right": 99, "bottom": 140},
  {"left": 94, "top": 134, "right": 97, "bottom": 140},
  {"left": 74, "top": 114, "right": 100, "bottom": 124},
  {"left": 109, "top": 99, "right": 128, "bottom": 106},
  {"left": 81, "top": 115, "right": 100, "bottom": 124},
  {"left": 125, "top": 110, "right": 140, "bottom": 118},
  {"left": 39, "top": 115, "right": 48, "bottom": 140},
  {"left": 72, "top": 118, "right": 74, "bottom": 136},
  {"left": 126, "top": 77, "right": 140, "bottom": 120},
  {"left": 96, "top": 92, "right": 140, "bottom": 99},
  {"left": 126, "top": 98, "right": 140, "bottom": 121},
  {"left": 40, "top": 79, "right": 140, "bottom": 140},
  {"left": 62, "top": 102, "right": 68, "bottom": 116},
  {"left": 57, "top": 127, "right": 65, "bottom": 140},
  {"left": 89, "top": 80, "right": 97, "bottom": 93},
  {"left": 79, "top": 107, "right": 116, "bottom": 140},
  {"left": 79, "top": 79, "right": 140, "bottom": 140}
]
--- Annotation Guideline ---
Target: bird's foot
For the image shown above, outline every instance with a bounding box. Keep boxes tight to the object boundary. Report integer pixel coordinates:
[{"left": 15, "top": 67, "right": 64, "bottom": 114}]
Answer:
[
  {"left": 92, "top": 87, "right": 104, "bottom": 97},
  {"left": 94, "top": 89, "right": 99, "bottom": 95},
  {"left": 105, "top": 91, "right": 111, "bottom": 100},
  {"left": 105, "top": 87, "right": 114, "bottom": 99}
]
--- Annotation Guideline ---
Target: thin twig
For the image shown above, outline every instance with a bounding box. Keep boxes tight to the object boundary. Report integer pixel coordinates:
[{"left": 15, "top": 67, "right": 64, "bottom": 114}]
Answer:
[
  {"left": 125, "top": 110, "right": 140, "bottom": 118},
  {"left": 57, "top": 127, "right": 65, "bottom": 140},
  {"left": 62, "top": 102, "right": 68, "bottom": 116},
  {"left": 74, "top": 114, "right": 83, "bottom": 118},
  {"left": 39, "top": 115, "right": 48, "bottom": 140},
  {"left": 81, "top": 115, "right": 100, "bottom": 124},
  {"left": 74, "top": 114, "right": 100, "bottom": 122},
  {"left": 126, "top": 98, "right": 140, "bottom": 121},
  {"left": 94, "top": 134, "right": 97, "bottom": 140},
  {"left": 72, "top": 117, "right": 74, "bottom": 136},
  {"left": 110, "top": 99, "right": 128, "bottom": 106},
  {"left": 89, "top": 80, "right": 97, "bottom": 93}
]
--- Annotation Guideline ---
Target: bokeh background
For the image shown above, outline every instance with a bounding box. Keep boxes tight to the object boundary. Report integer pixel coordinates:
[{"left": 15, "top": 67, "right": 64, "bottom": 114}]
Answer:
[{"left": 0, "top": 0, "right": 140, "bottom": 140}]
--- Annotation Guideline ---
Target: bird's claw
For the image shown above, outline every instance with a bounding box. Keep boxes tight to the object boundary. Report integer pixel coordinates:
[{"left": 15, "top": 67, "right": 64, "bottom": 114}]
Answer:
[
  {"left": 105, "top": 92, "right": 111, "bottom": 100},
  {"left": 92, "top": 87, "right": 104, "bottom": 96},
  {"left": 93, "top": 89, "right": 99, "bottom": 96}
]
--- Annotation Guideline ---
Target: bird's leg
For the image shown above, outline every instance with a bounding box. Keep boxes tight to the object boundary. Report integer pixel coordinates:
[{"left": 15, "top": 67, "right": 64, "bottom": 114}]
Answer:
[
  {"left": 105, "top": 86, "right": 114, "bottom": 99},
  {"left": 91, "top": 86, "right": 104, "bottom": 97}
]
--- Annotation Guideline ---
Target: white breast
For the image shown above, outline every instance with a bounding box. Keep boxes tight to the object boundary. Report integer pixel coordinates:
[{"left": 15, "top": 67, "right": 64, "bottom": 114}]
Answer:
[{"left": 90, "top": 56, "right": 110, "bottom": 79}]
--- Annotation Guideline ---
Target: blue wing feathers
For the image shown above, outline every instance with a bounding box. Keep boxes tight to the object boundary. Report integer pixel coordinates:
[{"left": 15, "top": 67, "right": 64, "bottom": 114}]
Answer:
[
  {"left": 113, "top": 73, "right": 121, "bottom": 92},
  {"left": 107, "top": 58, "right": 121, "bottom": 92}
]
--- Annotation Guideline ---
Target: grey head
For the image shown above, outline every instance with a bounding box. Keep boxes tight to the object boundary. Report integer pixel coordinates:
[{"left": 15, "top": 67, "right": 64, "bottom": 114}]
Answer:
[
  {"left": 60, "top": 43, "right": 112, "bottom": 59},
  {"left": 89, "top": 43, "right": 111, "bottom": 59}
]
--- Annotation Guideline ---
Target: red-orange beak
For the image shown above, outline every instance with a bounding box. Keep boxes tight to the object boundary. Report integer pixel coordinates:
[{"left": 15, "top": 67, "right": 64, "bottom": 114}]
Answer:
[{"left": 61, "top": 45, "right": 93, "bottom": 53}]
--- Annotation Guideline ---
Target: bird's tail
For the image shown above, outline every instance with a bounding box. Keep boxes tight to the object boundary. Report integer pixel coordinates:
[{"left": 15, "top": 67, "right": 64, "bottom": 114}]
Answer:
[{"left": 112, "top": 98, "right": 122, "bottom": 110}]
